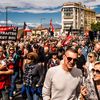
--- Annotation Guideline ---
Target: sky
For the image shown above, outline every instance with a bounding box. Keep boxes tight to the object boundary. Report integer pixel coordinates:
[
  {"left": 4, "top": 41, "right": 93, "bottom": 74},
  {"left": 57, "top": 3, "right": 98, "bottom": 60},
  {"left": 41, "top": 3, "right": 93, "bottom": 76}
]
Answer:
[{"left": 0, "top": 0, "right": 100, "bottom": 27}]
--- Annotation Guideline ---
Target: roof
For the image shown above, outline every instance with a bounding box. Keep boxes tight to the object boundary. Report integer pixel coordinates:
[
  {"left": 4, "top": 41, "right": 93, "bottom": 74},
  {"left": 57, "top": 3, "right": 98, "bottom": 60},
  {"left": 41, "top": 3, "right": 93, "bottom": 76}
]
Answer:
[
  {"left": 96, "top": 14, "right": 100, "bottom": 17},
  {"left": 33, "top": 24, "right": 48, "bottom": 31}
]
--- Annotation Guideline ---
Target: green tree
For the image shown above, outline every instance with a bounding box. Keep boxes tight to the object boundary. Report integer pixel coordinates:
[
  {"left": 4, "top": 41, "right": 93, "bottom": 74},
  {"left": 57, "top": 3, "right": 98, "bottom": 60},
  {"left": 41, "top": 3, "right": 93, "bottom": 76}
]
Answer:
[{"left": 91, "top": 22, "right": 100, "bottom": 32}]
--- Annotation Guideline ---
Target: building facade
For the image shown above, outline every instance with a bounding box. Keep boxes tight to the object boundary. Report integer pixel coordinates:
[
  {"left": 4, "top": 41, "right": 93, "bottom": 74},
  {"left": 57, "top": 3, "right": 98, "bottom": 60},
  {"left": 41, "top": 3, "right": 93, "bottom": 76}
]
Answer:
[
  {"left": 84, "top": 8, "right": 96, "bottom": 31},
  {"left": 61, "top": 2, "right": 96, "bottom": 34},
  {"left": 96, "top": 14, "right": 100, "bottom": 22}
]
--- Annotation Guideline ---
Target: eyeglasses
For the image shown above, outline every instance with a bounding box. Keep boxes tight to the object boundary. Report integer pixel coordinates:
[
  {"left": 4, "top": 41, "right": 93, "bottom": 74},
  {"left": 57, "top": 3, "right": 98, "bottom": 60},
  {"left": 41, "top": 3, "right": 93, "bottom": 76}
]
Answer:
[
  {"left": 92, "top": 68, "right": 100, "bottom": 74},
  {"left": 88, "top": 55, "right": 93, "bottom": 58},
  {"left": 65, "top": 55, "right": 77, "bottom": 62},
  {"left": 26, "top": 58, "right": 32, "bottom": 60},
  {"left": 10, "top": 49, "right": 14, "bottom": 51}
]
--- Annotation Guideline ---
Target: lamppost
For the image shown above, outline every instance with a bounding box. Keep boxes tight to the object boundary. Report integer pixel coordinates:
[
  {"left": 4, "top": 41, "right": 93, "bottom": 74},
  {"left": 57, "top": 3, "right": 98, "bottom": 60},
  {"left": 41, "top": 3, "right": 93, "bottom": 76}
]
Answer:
[
  {"left": 40, "top": 18, "right": 45, "bottom": 36},
  {"left": 5, "top": 6, "right": 17, "bottom": 26},
  {"left": 41, "top": 18, "right": 45, "bottom": 26}
]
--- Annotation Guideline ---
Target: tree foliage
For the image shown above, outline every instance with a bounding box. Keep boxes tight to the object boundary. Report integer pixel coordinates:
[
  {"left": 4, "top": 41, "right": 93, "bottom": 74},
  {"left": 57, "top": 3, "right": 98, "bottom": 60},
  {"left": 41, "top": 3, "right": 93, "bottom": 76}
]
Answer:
[{"left": 91, "top": 22, "right": 100, "bottom": 32}]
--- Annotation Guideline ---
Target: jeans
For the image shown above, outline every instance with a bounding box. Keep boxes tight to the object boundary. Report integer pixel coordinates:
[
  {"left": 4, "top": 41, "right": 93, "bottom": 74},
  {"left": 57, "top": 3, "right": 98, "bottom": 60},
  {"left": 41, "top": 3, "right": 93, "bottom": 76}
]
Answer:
[
  {"left": 0, "top": 88, "right": 9, "bottom": 100},
  {"left": 33, "top": 94, "right": 39, "bottom": 100},
  {"left": 23, "top": 85, "right": 40, "bottom": 100},
  {"left": 25, "top": 86, "right": 33, "bottom": 100},
  {"left": 9, "top": 71, "right": 19, "bottom": 97}
]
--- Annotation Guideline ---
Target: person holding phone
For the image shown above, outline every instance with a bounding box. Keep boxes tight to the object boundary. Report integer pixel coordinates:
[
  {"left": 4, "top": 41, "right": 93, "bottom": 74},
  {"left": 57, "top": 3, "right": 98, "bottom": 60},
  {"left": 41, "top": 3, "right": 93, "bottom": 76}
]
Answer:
[{"left": 81, "top": 61, "right": 100, "bottom": 100}]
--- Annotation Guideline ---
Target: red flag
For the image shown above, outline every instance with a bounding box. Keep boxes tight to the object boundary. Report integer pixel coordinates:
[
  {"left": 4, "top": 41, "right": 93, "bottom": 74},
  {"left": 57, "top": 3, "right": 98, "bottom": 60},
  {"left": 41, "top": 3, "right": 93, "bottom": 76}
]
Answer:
[
  {"left": 24, "top": 26, "right": 32, "bottom": 32},
  {"left": 50, "top": 19, "right": 54, "bottom": 33},
  {"left": 23, "top": 22, "right": 31, "bottom": 37},
  {"left": 23, "top": 22, "right": 31, "bottom": 32}
]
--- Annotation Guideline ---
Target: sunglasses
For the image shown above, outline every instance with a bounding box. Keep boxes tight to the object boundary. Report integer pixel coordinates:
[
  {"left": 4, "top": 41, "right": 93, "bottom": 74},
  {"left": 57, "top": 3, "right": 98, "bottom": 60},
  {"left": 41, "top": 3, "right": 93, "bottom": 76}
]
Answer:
[
  {"left": 10, "top": 49, "right": 14, "bottom": 51},
  {"left": 65, "top": 55, "right": 77, "bottom": 62},
  {"left": 26, "top": 58, "right": 32, "bottom": 60},
  {"left": 88, "top": 56, "right": 93, "bottom": 58},
  {"left": 92, "top": 68, "right": 100, "bottom": 74}
]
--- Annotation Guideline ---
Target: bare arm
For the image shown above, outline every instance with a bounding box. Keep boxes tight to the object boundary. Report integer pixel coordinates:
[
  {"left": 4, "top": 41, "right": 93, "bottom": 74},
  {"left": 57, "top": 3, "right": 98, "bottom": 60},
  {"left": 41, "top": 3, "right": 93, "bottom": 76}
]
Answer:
[
  {"left": 0, "top": 66, "right": 6, "bottom": 70},
  {"left": 0, "top": 69, "right": 14, "bottom": 75}
]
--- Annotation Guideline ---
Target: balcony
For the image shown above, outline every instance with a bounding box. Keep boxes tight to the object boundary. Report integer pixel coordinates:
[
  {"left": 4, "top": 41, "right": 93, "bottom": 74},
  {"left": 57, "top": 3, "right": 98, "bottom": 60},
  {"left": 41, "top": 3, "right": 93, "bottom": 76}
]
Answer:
[{"left": 64, "top": 16, "right": 73, "bottom": 19}]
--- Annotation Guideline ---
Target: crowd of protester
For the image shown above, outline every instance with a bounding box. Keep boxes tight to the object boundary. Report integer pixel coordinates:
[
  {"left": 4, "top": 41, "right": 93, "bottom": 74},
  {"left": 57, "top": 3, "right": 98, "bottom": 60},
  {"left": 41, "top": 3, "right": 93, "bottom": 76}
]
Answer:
[{"left": 0, "top": 32, "right": 100, "bottom": 100}]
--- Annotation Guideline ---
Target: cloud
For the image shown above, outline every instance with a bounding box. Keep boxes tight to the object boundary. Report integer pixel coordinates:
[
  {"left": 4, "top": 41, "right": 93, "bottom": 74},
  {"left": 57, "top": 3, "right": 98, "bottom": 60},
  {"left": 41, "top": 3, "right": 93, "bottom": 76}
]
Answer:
[
  {"left": 55, "top": 21, "right": 61, "bottom": 25},
  {"left": 0, "top": 20, "right": 39, "bottom": 27},
  {"left": 84, "top": 0, "right": 100, "bottom": 8},
  {"left": 17, "top": 22, "right": 40, "bottom": 27},
  {"left": 0, "top": 20, "right": 13, "bottom": 24},
  {"left": 14, "top": 7, "right": 61, "bottom": 13},
  {"left": 0, "top": 0, "right": 99, "bottom": 13},
  {"left": 26, "top": 22, "right": 40, "bottom": 27}
]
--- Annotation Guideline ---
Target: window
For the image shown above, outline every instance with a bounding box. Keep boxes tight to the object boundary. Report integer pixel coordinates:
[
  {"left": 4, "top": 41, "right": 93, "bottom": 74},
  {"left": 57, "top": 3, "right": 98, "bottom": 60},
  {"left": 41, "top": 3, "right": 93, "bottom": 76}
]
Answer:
[{"left": 64, "top": 7, "right": 73, "bottom": 12}]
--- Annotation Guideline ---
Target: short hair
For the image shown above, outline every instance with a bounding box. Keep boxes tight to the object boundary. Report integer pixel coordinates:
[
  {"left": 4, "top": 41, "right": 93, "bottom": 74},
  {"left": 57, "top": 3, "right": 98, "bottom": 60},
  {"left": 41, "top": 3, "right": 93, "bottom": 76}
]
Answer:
[
  {"left": 51, "top": 52, "right": 58, "bottom": 56},
  {"left": 65, "top": 47, "right": 78, "bottom": 54}
]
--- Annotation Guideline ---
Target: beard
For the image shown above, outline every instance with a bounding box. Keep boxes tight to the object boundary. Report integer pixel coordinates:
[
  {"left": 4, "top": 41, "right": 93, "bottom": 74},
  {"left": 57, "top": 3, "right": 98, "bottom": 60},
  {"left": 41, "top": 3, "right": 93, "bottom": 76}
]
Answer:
[
  {"left": 69, "top": 62, "right": 75, "bottom": 68},
  {"left": 66, "top": 63, "right": 75, "bottom": 71}
]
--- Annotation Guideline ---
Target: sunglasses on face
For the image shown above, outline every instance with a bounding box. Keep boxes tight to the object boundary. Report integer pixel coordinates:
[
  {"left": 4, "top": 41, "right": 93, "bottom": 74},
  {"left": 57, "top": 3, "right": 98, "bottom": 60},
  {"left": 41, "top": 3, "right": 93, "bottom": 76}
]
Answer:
[
  {"left": 92, "top": 68, "right": 100, "bottom": 74},
  {"left": 26, "top": 58, "right": 32, "bottom": 60},
  {"left": 88, "top": 56, "right": 93, "bottom": 58},
  {"left": 65, "top": 55, "right": 77, "bottom": 62},
  {"left": 10, "top": 49, "right": 14, "bottom": 51}
]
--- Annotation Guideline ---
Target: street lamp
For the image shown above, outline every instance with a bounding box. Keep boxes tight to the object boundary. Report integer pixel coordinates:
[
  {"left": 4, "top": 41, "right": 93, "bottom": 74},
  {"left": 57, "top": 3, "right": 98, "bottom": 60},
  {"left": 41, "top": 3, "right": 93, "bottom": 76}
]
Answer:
[
  {"left": 5, "top": 6, "right": 17, "bottom": 26},
  {"left": 41, "top": 18, "right": 46, "bottom": 26}
]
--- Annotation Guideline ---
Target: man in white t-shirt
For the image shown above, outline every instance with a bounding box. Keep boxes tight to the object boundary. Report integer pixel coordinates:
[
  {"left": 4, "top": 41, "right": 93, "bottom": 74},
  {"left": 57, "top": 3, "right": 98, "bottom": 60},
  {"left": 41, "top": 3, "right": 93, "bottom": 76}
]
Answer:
[{"left": 42, "top": 48, "right": 87, "bottom": 100}]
